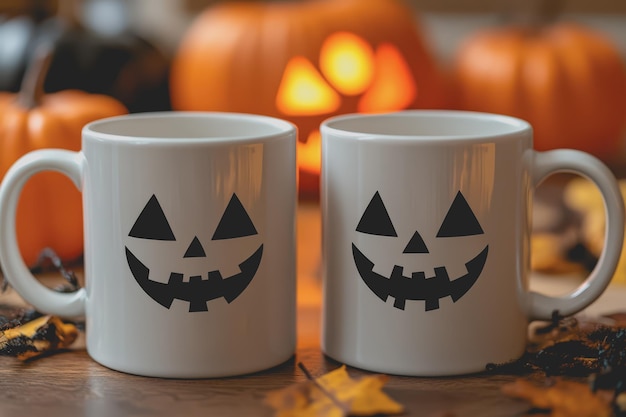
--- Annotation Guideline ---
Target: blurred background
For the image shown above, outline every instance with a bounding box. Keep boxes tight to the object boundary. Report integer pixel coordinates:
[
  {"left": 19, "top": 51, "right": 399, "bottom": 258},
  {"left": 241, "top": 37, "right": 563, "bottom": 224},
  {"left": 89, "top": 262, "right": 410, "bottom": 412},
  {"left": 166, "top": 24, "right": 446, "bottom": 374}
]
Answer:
[
  {"left": 0, "top": 0, "right": 625, "bottom": 290},
  {"left": 1, "top": 0, "right": 624, "bottom": 107},
  {"left": 30, "top": 0, "right": 626, "bottom": 57}
]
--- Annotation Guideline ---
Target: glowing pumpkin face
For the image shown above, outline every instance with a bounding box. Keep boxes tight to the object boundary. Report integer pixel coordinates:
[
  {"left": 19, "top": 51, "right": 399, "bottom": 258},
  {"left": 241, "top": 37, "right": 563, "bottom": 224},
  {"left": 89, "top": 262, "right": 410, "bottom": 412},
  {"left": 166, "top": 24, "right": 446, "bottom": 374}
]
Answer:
[
  {"left": 277, "top": 31, "right": 418, "bottom": 174},
  {"left": 170, "top": 0, "right": 446, "bottom": 196},
  {"left": 352, "top": 191, "right": 489, "bottom": 311},
  {"left": 125, "top": 194, "right": 262, "bottom": 312}
]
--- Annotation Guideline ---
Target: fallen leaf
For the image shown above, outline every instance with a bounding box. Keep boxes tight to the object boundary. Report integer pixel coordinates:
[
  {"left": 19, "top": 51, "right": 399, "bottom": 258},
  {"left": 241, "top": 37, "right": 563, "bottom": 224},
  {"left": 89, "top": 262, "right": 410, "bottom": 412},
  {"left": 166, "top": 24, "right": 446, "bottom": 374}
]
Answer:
[
  {"left": 265, "top": 364, "right": 404, "bottom": 417},
  {"left": 0, "top": 315, "right": 79, "bottom": 360},
  {"left": 502, "top": 378, "right": 612, "bottom": 417},
  {"left": 563, "top": 178, "right": 626, "bottom": 284},
  {"left": 488, "top": 313, "right": 626, "bottom": 378},
  {"left": 531, "top": 233, "right": 584, "bottom": 274}
]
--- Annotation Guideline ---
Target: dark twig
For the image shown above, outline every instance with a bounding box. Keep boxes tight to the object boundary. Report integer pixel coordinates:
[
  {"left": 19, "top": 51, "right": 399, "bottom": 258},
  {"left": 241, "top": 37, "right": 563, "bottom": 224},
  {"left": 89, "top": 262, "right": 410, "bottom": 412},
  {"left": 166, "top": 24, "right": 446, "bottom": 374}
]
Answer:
[
  {"left": 298, "top": 362, "right": 350, "bottom": 415},
  {"left": 0, "top": 267, "right": 8, "bottom": 293},
  {"left": 16, "top": 44, "right": 53, "bottom": 109},
  {"left": 33, "top": 248, "right": 80, "bottom": 291},
  {"left": 2, "top": 248, "right": 80, "bottom": 293}
]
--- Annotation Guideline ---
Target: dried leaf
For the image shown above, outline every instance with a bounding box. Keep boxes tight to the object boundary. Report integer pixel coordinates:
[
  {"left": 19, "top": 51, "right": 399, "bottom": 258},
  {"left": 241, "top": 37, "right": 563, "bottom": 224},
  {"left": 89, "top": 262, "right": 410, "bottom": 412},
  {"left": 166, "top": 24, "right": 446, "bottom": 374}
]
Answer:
[
  {"left": 563, "top": 178, "right": 626, "bottom": 284},
  {"left": 531, "top": 233, "right": 585, "bottom": 274},
  {"left": 265, "top": 365, "right": 404, "bottom": 417},
  {"left": 0, "top": 315, "right": 78, "bottom": 360},
  {"left": 502, "top": 378, "right": 612, "bottom": 417},
  {"left": 488, "top": 313, "right": 626, "bottom": 378}
]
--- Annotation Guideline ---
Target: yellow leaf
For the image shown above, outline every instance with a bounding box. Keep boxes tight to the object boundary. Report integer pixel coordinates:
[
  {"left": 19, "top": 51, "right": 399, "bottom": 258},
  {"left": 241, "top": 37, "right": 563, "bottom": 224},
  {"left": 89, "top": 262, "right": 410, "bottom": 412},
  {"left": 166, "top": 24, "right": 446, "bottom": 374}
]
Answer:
[
  {"left": 0, "top": 315, "right": 79, "bottom": 360},
  {"left": 265, "top": 365, "right": 404, "bottom": 417}
]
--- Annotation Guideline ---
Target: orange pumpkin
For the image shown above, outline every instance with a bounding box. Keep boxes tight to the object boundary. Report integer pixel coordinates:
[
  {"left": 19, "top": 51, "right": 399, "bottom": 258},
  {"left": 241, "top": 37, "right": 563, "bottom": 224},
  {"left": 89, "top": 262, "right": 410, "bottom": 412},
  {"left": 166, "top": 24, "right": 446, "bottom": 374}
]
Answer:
[
  {"left": 0, "top": 51, "right": 127, "bottom": 267},
  {"left": 453, "top": 22, "right": 626, "bottom": 159},
  {"left": 170, "top": 0, "right": 446, "bottom": 197}
]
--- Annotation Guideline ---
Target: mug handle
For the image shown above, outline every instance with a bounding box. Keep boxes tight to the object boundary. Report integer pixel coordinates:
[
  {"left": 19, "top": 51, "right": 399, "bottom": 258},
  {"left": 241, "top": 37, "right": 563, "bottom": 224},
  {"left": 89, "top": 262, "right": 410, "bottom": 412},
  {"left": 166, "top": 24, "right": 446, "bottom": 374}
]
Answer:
[
  {"left": 0, "top": 149, "right": 86, "bottom": 317},
  {"left": 527, "top": 149, "right": 624, "bottom": 321}
]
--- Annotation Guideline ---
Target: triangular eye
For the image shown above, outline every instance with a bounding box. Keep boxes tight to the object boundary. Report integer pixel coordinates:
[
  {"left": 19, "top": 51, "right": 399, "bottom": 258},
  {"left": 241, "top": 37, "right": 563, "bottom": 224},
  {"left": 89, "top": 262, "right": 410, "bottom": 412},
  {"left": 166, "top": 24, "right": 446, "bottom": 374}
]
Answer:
[
  {"left": 129, "top": 195, "right": 176, "bottom": 241},
  {"left": 356, "top": 191, "right": 397, "bottom": 237},
  {"left": 403, "top": 231, "right": 429, "bottom": 253},
  {"left": 357, "top": 43, "right": 417, "bottom": 113},
  {"left": 212, "top": 194, "right": 258, "bottom": 240},
  {"left": 437, "top": 191, "right": 484, "bottom": 237},
  {"left": 276, "top": 56, "right": 341, "bottom": 116}
]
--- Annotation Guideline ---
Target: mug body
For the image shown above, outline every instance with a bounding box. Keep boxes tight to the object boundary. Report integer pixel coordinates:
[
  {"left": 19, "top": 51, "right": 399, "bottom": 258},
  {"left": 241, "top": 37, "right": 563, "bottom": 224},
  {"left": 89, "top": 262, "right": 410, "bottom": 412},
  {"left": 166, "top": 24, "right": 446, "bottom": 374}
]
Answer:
[
  {"left": 321, "top": 110, "right": 533, "bottom": 375},
  {"left": 82, "top": 112, "right": 296, "bottom": 377}
]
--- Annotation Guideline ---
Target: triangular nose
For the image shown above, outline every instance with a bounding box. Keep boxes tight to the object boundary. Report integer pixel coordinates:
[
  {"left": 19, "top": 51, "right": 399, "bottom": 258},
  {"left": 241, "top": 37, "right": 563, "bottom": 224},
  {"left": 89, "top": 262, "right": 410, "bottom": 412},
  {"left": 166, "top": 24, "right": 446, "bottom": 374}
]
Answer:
[
  {"left": 184, "top": 236, "right": 206, "bottom": 258},
  {"left": 403, "top": 231, "right": 429, "bottom": 254}
]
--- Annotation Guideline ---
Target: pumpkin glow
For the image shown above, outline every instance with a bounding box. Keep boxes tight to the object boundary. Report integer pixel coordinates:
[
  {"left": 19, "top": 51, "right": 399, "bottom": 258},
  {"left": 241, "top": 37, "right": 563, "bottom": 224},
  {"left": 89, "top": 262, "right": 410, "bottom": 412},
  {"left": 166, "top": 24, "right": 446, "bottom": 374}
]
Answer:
[
  {"left": 281, "top": 33, "right": 422, "bottom": 175},
  {"left": 276, "top": 57, "right": 341, "bottom": 116},
  {"left": 170, "top": 0, "right": 446, "bottom": 197},
  {"left": 319, "top": 32, "right": 375, "bottom": 96},
  {"left": 358, "top": 43, "right": 418, "bottom": 112}
]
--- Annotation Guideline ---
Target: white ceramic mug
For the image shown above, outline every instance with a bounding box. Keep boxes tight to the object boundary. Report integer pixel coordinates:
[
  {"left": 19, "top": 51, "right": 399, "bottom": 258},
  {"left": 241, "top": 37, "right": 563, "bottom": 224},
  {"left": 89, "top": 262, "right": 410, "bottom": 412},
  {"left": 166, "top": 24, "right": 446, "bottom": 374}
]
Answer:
[
  {"left": 321, "top": 110, "right": 624, "bottom": 376},
  {"left": 0, "top": 112, "right": 297, "bottom": 378}
]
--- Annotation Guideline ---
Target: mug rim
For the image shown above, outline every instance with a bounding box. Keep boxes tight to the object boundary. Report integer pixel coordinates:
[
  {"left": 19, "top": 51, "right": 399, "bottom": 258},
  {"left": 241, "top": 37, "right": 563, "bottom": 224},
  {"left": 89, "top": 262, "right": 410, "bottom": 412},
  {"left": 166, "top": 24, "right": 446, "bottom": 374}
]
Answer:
[
  {"left": 320, "top": 110, "right": 531, "bottom": 141},
  {"left": 83, "top": 111, "right": 296, "bottom": 144}
]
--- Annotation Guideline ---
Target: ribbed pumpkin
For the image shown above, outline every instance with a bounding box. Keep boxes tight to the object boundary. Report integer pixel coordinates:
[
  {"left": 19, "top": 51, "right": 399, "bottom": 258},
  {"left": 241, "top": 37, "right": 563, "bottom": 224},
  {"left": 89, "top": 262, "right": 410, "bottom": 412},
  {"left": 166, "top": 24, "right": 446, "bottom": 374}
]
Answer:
[
  {"left": 170, "top": 0, "right": 446, "bottom": 196},
  {"left": 0, "top": 50, "right": 127, "bottom": 266},
  {"left": 453, "top": 22, "right": 626, "bottom": 159}
]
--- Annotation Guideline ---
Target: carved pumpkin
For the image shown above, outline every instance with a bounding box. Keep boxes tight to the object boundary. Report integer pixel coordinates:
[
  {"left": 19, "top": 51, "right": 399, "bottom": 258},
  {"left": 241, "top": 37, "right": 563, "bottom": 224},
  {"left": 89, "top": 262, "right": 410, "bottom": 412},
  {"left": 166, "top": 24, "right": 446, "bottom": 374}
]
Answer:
[
  {"left": 170, "top": 0, "right": 446, "bottom": 196},
  {"left": 0, "top": 50, "right": 127, "bottom": 267},
  {"left": 453, "top": 22, "right": 626, "bottom": 159},
  {"left": 125, "top": 193, "right": 262, "bottom": 312},
  {"left": 353, "top": 191, "right": 488, "bottom": 311}
]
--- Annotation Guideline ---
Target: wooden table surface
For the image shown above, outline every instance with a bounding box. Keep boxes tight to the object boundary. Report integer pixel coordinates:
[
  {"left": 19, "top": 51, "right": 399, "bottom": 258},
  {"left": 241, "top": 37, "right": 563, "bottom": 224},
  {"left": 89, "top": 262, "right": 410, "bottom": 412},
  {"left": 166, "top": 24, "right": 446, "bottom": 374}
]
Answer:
[
  {"left": 0, "top": 344, "right": 529, "bottom": 417},
  {"left": 0, "top": 202, "right": 582, "bottom": 417}
]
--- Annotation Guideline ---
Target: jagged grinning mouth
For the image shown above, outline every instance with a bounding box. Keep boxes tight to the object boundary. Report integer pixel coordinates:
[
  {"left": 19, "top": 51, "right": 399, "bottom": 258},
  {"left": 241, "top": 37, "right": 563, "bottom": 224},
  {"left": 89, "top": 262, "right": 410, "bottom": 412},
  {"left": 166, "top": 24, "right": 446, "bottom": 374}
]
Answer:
[
  {"left": 352, "top": 244, "right": 488, "bottom": 311},
  {"left": 125, "top": 245, "right": 263, "bottom": 312}
]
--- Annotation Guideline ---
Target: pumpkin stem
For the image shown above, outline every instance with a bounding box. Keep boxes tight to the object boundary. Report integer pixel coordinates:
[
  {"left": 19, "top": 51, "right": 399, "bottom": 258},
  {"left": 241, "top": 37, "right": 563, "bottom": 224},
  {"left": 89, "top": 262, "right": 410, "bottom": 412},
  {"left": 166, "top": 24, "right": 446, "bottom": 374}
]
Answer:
[
  {"left": 533, "top": 0, "right": 563, "bottom": 27},
  {"left": 56, "top": 0, "right": 82, "bottom": 29},
  {"left": 16, "top": 46, "right": 53, "bottom": 109},
  {"left": 501, "top": 0, "right": 564, "bottom": 29}
]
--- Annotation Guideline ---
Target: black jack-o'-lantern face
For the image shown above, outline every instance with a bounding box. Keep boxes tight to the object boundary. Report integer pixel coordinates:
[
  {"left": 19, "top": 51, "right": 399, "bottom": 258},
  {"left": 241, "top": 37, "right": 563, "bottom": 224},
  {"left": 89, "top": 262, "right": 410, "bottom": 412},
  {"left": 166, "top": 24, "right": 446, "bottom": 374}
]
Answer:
[
  {"left": 352, "top": 191, "right": 488, "bottom": 311},
  {"left": 125, "top": 193, "right": 262, "bottom": 312}
]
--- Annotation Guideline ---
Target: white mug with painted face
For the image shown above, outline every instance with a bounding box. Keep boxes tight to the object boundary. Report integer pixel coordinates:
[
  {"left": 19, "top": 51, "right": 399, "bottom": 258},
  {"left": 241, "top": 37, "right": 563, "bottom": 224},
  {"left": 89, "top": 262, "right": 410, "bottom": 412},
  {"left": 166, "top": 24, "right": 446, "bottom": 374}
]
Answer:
[
  {"left": 0, "top": 112, "right": 297, "bottom": 378},
  {"left": 321, "top": 110, "right": 624, "bottom": 376}
]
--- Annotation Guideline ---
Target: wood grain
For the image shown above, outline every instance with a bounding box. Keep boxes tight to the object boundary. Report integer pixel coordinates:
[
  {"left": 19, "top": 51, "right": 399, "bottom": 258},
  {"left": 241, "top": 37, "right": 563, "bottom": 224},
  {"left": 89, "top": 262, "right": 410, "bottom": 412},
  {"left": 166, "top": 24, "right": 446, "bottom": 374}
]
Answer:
[{"left": 0, "top": 347, "right": 530, "bottom": 417}]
